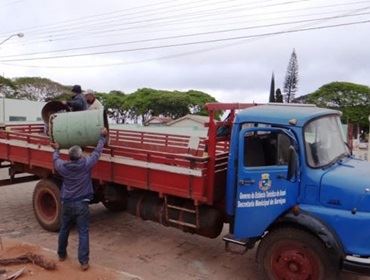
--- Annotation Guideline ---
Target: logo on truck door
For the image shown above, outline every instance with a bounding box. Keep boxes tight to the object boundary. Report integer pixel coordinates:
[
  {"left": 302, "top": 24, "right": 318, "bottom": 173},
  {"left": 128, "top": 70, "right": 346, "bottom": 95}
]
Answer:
[
  {"left": 259, "top": 173, "right": 272, "bottom": 191},
  {"left": 237, "top": 173, "right": 287, "bottom": 209}
]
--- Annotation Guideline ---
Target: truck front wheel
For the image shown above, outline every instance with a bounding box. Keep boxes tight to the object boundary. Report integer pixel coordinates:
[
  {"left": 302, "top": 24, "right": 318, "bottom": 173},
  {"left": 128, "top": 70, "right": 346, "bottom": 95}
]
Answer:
[
  {"left": 257, "top": 227, "right": 338, "bottom": 280},
  {"left": 32, "top": 179, "right": 61, "bottom": 232}
]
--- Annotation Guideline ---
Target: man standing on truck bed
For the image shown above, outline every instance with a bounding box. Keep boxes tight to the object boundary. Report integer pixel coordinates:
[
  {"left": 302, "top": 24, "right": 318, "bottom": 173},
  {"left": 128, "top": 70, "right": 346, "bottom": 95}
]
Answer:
[
  {"left": 51, "top": 127, "right": 107, "bottom": 271},
  {"left": 62, "top": 84, "right": 88, "bottom": 111},
  {"left": 84, "top": 89, "right": 104, "bottom": 110}
]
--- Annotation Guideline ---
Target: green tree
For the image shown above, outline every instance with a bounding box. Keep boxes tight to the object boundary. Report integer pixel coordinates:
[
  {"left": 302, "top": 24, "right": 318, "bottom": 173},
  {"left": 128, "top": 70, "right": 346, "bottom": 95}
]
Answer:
[
  {"left": 12, "top": 77, "right": 69, "bottom": 101},
  {"left": 305, "top": 81, "right": 370, "bottom": 127},
  {"left": 283, "top": 49, "right": 299, "bottom": 103},
  {"left": 275, "top": 88, "right": 283, "bottom": 103},
  {"left": 0, "top": 76, "right": 16, "bottom": 97},
  {"left": 123, "top": 88, "right": 217, "bottom": 123},
  {"left": 124, "top": 88, "right": 156, "bottom": 123},
  {"left": 269, "top": 73, "right": 275, "bottom": 102},
  {"left": 96, "top": 91, "right": 126, "bottom": 123},
  {"left": 0, "top": 75, "right": 15, "bottom": 89},
  {"left": 186, "top": 90, "right": 217, "bottom": 116}
]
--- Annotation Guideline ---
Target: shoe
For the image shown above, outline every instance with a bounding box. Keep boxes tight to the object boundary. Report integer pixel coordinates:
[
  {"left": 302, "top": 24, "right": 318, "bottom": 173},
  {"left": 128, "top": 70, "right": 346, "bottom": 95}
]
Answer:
[
  {"left": 80, "top": 263, "right": 89, "bottom": 271},
  {"left": 58, "top": 254, "right": 67, "bottom": 262}
]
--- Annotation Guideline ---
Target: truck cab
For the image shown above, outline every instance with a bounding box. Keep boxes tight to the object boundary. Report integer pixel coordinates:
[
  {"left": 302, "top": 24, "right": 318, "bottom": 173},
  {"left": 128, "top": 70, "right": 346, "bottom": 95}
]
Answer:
[{"left": 225, "top": 103, "right": 370, "bottom": 279}]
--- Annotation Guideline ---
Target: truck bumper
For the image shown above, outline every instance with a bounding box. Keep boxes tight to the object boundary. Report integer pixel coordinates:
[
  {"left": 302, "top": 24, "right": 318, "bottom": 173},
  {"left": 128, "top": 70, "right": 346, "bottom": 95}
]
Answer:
[{"left": 342, "top": 255, "right": 370, "bottom": 275}]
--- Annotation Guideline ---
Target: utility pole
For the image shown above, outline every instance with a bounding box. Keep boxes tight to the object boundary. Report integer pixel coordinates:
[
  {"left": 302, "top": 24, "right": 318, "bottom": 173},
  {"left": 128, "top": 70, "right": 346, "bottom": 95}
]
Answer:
[{"left": 368, "top": 116, "right": 370, "bottom": 161}]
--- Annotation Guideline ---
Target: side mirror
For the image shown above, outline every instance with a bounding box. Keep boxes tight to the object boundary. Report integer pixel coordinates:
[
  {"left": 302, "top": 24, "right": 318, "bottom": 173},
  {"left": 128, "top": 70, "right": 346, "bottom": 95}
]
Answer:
[{"left": 287, "top": 145, "right": 297, "bottom": 181}]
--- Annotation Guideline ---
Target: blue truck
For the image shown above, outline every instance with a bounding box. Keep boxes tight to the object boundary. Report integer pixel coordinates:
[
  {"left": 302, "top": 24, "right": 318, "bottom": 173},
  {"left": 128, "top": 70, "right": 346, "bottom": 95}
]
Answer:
[
  {"left": 1, "top": 102, "right": 369, "bottom": 280},
  {"left": 222, "top": 103, "right": 370, "bottom": 279}
]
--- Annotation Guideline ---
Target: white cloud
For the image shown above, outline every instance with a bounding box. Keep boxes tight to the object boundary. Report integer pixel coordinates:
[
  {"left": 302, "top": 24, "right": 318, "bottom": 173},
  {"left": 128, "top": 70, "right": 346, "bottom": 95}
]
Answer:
[{"left": 0, "top": 0, "right": 369, "bottom": 101}]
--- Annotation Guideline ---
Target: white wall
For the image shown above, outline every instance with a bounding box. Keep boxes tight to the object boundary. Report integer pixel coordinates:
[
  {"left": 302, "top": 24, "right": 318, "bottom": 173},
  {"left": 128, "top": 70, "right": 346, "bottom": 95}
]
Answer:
[
  {"left": 0, "top": 98, "right": 45, "bottom": 123},
  {"left": 110, "top": 124, "right": 208, "bottom": 137}
]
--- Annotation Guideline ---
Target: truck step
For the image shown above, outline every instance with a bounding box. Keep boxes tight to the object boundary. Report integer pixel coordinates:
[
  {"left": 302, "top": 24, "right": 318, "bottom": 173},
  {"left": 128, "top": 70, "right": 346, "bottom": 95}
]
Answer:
[
  {"left": 166, "top": 204, "right": 196, "bottom": 214},
  {"left": 223, "top": 234, "right": 249, "bottom": 246},
  {"left": 164, "top": 196, "right": 200, "bottom": 229},
  {"left": 168, "top": 219, "right": 197, "bottom": 228},
  {"left": 223, "top": 234, "right": 256, "bottom": 254}
]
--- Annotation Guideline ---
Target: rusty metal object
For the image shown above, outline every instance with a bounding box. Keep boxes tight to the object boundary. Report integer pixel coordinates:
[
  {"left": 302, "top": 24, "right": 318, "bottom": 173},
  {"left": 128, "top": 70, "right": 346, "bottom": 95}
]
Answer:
[
  {"left": 0, "top": 253, "right": 56, "bottom": 270},
  {"left": 126, "top": 191, "right": 224, "bottom": 238},
  {"left": 41, "top": 101, "right": 69, "bottom": 124}
]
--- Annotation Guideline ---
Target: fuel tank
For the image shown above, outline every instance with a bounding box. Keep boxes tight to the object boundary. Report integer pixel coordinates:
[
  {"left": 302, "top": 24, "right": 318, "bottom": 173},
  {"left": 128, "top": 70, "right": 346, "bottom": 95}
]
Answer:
[{"left": 126, "top": 191, "right": 224, "bottom": 238}]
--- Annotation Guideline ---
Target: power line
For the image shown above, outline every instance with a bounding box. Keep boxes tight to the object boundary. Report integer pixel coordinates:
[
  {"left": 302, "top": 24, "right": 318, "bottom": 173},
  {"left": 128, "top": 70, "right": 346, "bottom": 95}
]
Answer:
[
  {"left": 2, "top": 6, "right": 365, "bottom": 69},
  {"left": 0, "top": 0, "right": 245, "bottom": 37},
  {"left": 7, "top": 0, "right": 368, "bottom": 47},
  {"left": 23, "top": 0, "right": 244, "bottom": 36},
  {"left": 1, "top": 19, "right": 369, "bottom": 63},
  {"left": 0, "top": 0, "right": 24, "bottom": 8},
  {"left": 9, "top": 1, "right": 368, "bottom": 47},
  {"left": 2, "top": 11, "right": 369, "bottom": 59},
  {"left": 2, "top": 0, "right": 308, "bottom": 41},
  {"left": 6, "top": 0, "right": 272, "bottom": 44},
  {"left": 0, "top": 0, "right": 177, "bottom": 36}
]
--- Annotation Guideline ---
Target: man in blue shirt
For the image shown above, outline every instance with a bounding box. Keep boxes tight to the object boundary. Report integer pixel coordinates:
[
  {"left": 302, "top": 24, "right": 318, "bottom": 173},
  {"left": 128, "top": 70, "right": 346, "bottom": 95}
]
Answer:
[
  {"left": 51, "top": 128, "right": 107, "bottom": 271},
  {"left": 63, "top": 85, "right": 88, "bottom": 111}
]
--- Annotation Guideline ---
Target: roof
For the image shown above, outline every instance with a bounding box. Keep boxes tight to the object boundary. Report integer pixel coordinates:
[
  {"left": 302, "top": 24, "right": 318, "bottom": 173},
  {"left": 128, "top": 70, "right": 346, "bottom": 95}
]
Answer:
[
  {"left": 234, "top": 104, "right": 340, "bottom": 127},
  {"left": 167, "top": 114, "right": 209, "bottom": 126},
  {"left": 144, "top": 116, "right": 172, "bottom": 126}
]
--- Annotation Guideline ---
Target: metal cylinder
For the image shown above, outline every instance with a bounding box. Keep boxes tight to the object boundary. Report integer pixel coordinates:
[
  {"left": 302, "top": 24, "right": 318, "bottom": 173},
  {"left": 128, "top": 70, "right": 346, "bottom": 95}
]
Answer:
[
  {"left": 49, "top": 109, "right": 107, "bottom": 149},
  {"left": 126, "top": 191, "right": 224, "bottom": 239},
  {"left": 127, "top": 192, "right": 165, "bottom": 224},
  {"left": 41, "top": 101, "right": 69, "bottom": 124}
]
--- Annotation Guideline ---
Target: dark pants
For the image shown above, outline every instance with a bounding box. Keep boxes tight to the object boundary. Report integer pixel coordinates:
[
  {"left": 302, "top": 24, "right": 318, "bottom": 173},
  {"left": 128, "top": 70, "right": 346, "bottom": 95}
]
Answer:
[{"left": 58, "top": 200, "right": 90, "bottom": 265}]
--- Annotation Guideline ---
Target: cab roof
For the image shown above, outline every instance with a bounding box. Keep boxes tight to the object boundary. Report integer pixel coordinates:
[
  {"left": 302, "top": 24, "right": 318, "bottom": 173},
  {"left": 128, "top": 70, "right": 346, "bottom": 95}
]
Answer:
[{"left": 234, "top": 104, "right": 340, "bottom": 127}]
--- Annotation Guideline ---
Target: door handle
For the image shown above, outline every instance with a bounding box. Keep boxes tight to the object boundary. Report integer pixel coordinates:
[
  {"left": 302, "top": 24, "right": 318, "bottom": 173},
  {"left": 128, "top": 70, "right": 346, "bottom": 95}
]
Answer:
[{"left": 239, "top": 179, "right": 255, "bottom": 185}]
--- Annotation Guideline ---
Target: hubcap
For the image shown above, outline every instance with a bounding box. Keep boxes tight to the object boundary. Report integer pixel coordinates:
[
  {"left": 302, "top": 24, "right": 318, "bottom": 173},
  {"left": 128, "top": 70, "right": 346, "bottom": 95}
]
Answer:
[
  {"left": 38, "top": 190, "right": 57, "bottom": 221},
  {"left": 271, "top": 242, "right": 320, "bottom": 280}
]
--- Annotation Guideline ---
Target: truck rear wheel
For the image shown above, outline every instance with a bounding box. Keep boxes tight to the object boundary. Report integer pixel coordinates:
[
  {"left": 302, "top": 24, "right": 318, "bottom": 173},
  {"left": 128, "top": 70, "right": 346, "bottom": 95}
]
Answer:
[
  {"left": 257, "top": 227, "right": 338, "bottom": 280},
  {"left": 33, "top": 179, "right": 61, "bottom": 232}
]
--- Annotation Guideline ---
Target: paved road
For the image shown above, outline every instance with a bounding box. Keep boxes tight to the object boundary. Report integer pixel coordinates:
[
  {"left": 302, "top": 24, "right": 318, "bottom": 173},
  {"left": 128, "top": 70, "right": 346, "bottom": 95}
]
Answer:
[{"left": 0, "top": 175, "right": 369, "bottom": 280}]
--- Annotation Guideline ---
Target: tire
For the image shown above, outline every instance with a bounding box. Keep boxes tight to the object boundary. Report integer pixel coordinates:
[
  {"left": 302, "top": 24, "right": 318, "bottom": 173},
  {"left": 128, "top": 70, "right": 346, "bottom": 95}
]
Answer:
[
  {"left": 32, "top": 179, "right": 61, "bottom": 232},
  {"left": 102, "top": 184, "right": 127, "bottom": 212},
  {"left": 257, "top": 227, "right": 339, "bottom": 280}
]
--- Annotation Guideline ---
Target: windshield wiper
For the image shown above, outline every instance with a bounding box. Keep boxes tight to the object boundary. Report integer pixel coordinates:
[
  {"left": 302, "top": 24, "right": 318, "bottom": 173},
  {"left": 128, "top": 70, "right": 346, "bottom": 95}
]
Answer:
[{"left": 323, "top": 152, "right": 349, "bottom": 169}]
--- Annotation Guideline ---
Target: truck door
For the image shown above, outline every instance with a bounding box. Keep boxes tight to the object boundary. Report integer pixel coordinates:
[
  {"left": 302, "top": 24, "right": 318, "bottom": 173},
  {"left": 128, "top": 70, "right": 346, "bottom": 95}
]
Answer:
[{"left": 233, "top": 127, "right": 299, "bottom": 238}]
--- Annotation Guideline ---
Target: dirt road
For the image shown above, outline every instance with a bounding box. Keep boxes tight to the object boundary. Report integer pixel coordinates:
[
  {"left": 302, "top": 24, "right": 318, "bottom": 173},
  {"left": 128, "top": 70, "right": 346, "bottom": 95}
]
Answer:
[{"left": 0, "top": 177, "right": 368, "bottom": 280}]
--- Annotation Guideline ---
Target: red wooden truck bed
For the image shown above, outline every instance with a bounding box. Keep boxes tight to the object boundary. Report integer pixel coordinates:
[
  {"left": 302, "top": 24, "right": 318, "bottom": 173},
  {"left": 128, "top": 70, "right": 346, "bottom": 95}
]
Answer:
[
  {"left": 0, "top": 103, "right": 256, "bottom": 238},
  {"left": 0, "top": 123, "right": 228, "bottom": 205}
]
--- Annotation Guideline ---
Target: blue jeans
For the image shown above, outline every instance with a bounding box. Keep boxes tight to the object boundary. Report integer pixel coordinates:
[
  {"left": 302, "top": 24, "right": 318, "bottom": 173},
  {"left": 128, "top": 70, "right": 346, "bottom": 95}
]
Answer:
[{"left": 58, "top": 200, "right": 90, "bottom": 265}]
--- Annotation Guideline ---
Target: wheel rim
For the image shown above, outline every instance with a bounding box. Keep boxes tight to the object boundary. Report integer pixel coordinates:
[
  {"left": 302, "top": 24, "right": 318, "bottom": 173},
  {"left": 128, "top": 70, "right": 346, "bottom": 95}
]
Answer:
[
  {"left": 270, "top": 240, "right": 320, "bottom": 280},
  {"left": 37, "top": 190, "right": 57, "bottom": 221}
]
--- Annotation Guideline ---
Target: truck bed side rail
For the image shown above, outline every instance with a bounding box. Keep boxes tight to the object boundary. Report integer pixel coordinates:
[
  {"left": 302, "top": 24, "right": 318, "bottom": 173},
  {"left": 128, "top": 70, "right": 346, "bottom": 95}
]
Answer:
[{"left": 0, "top": 124, "right": 228, "bottom": 205}]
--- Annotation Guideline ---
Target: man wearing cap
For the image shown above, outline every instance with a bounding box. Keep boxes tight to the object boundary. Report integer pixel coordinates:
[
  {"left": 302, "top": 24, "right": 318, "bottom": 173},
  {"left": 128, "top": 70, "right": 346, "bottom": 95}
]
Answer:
[
  {"left": 51, "top": 127, "right": 107, "bottom": 271},
  {"left": 84, "top": 89, "right": 104, "bottom": 110},
  {"left": 64, "top": 85, "right": 88, "bottom": 111}
]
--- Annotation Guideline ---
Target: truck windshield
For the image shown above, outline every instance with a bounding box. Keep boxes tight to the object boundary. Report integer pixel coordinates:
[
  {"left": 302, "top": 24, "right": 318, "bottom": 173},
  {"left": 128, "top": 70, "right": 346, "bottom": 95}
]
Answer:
[{"left": 304, "top": 115, "right": 349, "bottom": 168}]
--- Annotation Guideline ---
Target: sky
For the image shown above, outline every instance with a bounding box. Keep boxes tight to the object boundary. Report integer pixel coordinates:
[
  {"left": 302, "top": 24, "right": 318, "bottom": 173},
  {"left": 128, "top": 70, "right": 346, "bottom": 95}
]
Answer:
[{"left": 0, "top": 0, "right": 369, "bottom": 103}]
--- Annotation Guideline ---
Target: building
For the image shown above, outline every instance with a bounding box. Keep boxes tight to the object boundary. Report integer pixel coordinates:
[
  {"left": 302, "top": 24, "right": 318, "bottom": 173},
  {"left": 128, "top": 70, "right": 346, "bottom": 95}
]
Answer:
[
  {"left": 166, "top": 114, "right": 209, "bottom": 130},
  {"left": 144, "top": 116, "right": 172, "bottom": 127},
  {"left": 0, "top": 98, "right": 45, "bottom": 123}
]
